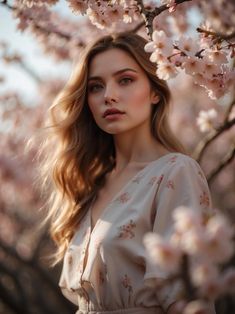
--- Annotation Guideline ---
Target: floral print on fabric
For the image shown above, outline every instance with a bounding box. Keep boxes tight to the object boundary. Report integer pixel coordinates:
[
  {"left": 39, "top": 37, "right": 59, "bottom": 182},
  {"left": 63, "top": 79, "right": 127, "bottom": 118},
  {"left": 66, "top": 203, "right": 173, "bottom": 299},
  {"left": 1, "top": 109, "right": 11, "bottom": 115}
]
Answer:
[
  {"left": 166, "top": 180, "right": 175, "bottom": 189},
  {"left": 200, "top": 191, "right": 210, "bottom": 207},
  {"left": 116, "top": 192, "right": 131, "bottom": 204},
  {"left": 169, "top": 155, "right": 178, "bottom": 163},
  {"left": 148, "top": 174, "right": 164, "bottom": 186},
  {"left": 117, "top": 220, "right": 136, "bottom": 239}
]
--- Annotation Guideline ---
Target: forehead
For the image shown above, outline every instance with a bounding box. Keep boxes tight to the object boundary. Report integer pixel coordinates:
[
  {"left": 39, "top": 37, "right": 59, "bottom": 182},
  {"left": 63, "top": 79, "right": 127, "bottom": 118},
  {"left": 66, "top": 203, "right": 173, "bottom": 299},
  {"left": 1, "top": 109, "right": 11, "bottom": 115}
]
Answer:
[{"left": 88, "top": 48, "right": 143, "bottom": 76}]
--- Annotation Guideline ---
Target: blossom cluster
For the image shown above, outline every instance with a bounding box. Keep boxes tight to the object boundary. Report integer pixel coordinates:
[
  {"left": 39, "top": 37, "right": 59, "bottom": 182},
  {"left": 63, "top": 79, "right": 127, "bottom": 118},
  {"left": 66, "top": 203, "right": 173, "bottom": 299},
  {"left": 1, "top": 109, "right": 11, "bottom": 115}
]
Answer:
[
  {"left": 67, "top": 0, "right": 140, "bottom": 30},
  {"left": 160, "top": 0, "right": 177, "bottom": 13},
  {"left": 145, "top": 29, "right": 235, "bottom": 100},
  {"left": 15, "top": 0, "right": 59, "bottom": 7},
  {"left": 13, "top": 1, "right": 103, "bottom": 61},
  {"left": 143, "top": 206, "right": 235, "bottom": 313}
]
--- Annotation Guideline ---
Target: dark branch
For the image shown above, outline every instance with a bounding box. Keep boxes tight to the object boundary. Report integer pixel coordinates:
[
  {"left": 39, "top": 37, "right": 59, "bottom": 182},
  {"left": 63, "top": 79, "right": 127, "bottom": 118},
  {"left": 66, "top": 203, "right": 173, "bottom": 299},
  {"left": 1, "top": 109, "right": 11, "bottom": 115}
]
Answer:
[
  {"left": 193, "top": 117, "right": 235, "bottom": 163},
  {"left": 135, "top": 0, "right": 193, "bottom": 37},
  {"left": 225, "top": 98, "right": 235, "bottom": 123},
  {"left": 180, "top": 254, "right": 196, "bottom": 301},
  {"left": 0, "top": 0, "right": 73, "bottom": 41},
  {"left": 208, "top": 146, "right": 235, "bottom": 184},
  {"left": 197, "top": 27, "right": 235, "bottom": 41}
]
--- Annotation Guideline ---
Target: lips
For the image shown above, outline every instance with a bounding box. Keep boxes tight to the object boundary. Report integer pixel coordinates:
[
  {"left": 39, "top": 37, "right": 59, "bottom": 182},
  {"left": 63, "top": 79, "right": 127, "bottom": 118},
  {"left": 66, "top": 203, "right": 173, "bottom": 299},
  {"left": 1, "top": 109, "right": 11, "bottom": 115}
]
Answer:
[{"left": 103, "top": 108, "right": 125, "bottom": 118}]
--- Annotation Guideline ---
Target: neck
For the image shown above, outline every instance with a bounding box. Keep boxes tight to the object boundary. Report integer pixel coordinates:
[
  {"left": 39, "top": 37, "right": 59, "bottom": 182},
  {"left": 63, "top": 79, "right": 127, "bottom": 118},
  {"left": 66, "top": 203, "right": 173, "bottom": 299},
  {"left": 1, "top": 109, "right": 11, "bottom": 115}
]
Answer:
[{"left": 112, "top": 125, "right": 170, "bottom": 173}]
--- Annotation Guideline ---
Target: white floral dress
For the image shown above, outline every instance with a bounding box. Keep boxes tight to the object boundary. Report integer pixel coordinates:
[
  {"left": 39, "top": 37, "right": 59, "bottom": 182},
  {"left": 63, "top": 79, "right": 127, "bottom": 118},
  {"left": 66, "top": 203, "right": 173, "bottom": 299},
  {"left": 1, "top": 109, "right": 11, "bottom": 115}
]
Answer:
[{"left": 59, "top": 153, "right": 213, "bottom": 314}]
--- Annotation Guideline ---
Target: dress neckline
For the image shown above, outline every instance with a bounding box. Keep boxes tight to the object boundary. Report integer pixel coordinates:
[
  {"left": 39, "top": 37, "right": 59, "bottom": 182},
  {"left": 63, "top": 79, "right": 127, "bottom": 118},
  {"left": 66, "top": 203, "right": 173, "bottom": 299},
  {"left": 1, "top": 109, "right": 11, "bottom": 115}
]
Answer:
[{"left": 89, "top": 152, "right": 179, "bottom": 234}]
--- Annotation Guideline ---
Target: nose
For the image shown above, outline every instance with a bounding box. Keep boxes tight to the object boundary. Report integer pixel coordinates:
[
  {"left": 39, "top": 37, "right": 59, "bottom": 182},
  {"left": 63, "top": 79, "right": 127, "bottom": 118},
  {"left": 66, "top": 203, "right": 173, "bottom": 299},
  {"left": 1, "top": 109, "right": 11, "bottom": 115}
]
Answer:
[{"left": 104, "top": 83, "right": 118, "bottom": 105}]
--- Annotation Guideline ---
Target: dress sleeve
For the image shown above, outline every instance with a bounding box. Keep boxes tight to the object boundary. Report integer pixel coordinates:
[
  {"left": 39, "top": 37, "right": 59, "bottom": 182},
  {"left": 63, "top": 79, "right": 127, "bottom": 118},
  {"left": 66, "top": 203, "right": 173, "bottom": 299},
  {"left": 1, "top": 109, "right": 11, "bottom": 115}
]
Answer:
[{"left": 143, "top": 156, "right": 214, "bottom": 312}]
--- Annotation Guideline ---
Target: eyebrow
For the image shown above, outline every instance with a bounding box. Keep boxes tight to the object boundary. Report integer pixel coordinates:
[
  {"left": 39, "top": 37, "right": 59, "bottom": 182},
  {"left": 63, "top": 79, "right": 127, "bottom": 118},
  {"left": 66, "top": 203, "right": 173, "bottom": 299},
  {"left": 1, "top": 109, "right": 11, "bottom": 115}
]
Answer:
[{"left": 88, "top": 68, "right": 138, "bottom": 82}]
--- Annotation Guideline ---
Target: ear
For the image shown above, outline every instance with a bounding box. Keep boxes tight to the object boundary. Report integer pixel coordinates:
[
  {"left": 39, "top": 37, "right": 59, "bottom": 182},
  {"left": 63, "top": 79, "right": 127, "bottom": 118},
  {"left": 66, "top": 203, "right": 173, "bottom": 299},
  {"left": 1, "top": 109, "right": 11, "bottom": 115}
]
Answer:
[{"left": 151, "top": 92, "right": 160, "bottom": 105}]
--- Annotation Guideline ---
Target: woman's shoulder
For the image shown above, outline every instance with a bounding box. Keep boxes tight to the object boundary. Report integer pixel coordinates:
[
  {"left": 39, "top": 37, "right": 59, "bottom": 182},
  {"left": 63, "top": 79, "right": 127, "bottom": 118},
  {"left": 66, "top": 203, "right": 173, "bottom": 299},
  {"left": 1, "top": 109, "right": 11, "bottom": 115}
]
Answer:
[
  {"left": 158, "top": 152, "right": 200, "bottom": 169},
  {"left": 153, "top": 152, "right": 205, "bottom": 180},
  {"left": 165, "top": 153, "right": 208, "bottom": 183}
]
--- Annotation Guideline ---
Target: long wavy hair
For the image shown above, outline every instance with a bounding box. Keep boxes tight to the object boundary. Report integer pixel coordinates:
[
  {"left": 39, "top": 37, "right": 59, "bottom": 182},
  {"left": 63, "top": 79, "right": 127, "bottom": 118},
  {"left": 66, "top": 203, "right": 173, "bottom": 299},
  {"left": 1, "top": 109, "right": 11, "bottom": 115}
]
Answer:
[{"left": 40, "top": 32, "right": 187, "bottom": 265}]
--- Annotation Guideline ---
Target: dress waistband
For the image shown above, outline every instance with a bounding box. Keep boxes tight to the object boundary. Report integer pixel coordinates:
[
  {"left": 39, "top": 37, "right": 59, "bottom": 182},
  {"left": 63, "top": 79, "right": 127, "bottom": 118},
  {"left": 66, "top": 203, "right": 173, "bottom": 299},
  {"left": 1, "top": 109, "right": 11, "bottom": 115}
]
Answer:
[{"left": 76, "top": 307, "right": 163, "bottom": 314}]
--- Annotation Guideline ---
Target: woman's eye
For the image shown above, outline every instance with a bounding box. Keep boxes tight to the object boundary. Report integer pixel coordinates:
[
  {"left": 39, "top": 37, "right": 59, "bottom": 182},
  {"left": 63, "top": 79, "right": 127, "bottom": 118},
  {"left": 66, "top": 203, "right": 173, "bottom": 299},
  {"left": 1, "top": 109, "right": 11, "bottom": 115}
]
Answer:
[
  {"left": 119, "top": 77, "right": 133, "bottom": 85},
  {"left": 88, "top": 84, "right": 102, "bottom": 93}
]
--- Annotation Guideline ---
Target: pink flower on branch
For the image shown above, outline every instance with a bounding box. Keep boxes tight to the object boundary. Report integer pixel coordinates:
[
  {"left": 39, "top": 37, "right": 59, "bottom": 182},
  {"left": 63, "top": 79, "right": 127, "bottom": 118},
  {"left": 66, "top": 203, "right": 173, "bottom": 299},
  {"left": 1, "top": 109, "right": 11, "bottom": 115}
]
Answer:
[
  {"left": 145, "top": 26, "right": 234, "bottom": 99},
  {"left": 143, "top": 233, "right": 182, "bottom": 273},
  {"left": 196, "top": 109, "right": 218, "bottom": 133},
  {"left": 145, "top": 30, "right": 174, "bottom": 56},
  {"left": 67, "top": 0, "right": 88, "bottom": 15},
  {"left": 143, "top": 206, "right": 235, "bottom": 306},
  {"left": 156, "top": 60, "right": 178, "bottom": 80},
  {"left": 183, "top": 300, "right": 215, "bottom": 314},
  {"left": 160, "top": 0, "right": 177, "bottom": 13},
  {"left": 16, "top": 0, "right": 59, "bottom": 8}
]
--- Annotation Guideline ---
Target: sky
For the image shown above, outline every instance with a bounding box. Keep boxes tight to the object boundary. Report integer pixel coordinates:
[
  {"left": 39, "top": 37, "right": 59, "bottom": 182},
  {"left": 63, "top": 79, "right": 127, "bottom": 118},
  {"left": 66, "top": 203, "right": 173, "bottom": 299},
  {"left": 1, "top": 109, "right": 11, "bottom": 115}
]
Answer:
[{"left": 0, "top": 1, "right": 75, "bottom": 104}]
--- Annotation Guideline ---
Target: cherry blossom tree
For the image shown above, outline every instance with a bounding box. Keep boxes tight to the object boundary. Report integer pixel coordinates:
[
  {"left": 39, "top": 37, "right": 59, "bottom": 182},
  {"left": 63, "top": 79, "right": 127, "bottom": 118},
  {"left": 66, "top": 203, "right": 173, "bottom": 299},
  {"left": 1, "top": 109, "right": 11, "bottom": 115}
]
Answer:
[{"left": 0, "top": 0, "right": 234, "bottom": 313}]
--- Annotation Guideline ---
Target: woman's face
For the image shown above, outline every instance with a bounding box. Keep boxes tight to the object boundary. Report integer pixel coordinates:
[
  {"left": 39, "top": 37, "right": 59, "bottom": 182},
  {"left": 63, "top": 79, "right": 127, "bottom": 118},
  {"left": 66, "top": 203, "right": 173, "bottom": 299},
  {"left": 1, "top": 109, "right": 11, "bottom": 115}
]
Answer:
[{"left": 87, "top": 48, "right": 159, "bottom": 135}]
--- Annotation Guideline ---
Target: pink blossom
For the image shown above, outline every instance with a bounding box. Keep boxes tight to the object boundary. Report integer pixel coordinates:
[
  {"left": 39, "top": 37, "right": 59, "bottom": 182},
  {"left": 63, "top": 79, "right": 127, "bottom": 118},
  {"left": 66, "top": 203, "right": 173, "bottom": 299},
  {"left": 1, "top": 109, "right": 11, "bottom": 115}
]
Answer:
[
  {"left": 191, "top": 261, "right": 219, "bottom": 287},
  {"left": 206, "top": 214, "right": 234, "bottom": 240},
  {"left": 143, "top": 232, "right": 182, "bottom": 273},
  {"left": 196, "top": 109, "right": 218, "bottom": 132},
  {"left": 67, "top": 0, "right": 88, "bottom": 15},
  {"left": 156, "top": 61, "right": 178, "bottom": 80},
  {"left": 181, "top": 228, "right": 207, "bottom": 256},
  {"left": 150, "top": 30, "right": 174, "bottom": 56},
  {"left": 203, "top": 214, "right": 234, "bottom": 263},
  {"left": 150, "top": 51, "right": 168, "bottom": 64},
  {"left": 207, "top": 49, "right": 228, "bottom": 64},
  {"left": 177, "top": 37, "right": 200, "bottom": 57},
  {"left": 202, "top": 62, "right": 221, "bottom": 79},
  {"left": 192, "top": 73, "right": 208, "bottom": 87},
  {"left": 183, "top": 300, "right": 214, "bottom": 314},
  {"left": 17, "top": 0, "right": 58, "bottom": 8},
  {"left": 205, "top": 80, "right": 225, "bottom": 99},
  {"left": 161, "top": 0, "right": 177, "bottom": 12},
  {"left": 172, "top": 206, "right": 202, "bottom": 233},
  {"left": 183, "top": 57, "right": 204, "bottom": 75},
  {"left": 198, "top": 278, "right": 222, "bottom": 300},
  {"left": 144, "top": 41, "right": 156, "bottom": 53}
]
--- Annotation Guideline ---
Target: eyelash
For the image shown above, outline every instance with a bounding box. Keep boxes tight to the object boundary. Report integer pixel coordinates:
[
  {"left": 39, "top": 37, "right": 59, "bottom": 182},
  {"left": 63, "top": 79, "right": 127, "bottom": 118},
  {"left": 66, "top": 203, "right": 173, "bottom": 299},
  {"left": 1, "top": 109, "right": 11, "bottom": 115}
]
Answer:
[{"left": 88, "top": 77, "right": 134, "bottom": 93}]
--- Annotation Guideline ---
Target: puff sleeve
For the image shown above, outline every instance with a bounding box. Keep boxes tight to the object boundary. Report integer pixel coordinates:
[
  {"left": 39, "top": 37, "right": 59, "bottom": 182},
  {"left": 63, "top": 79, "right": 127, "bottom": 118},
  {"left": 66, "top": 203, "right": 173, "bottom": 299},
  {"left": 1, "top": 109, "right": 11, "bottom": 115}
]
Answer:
[{"left": 144, "top": 155, "right": 214, "bottom": 312}]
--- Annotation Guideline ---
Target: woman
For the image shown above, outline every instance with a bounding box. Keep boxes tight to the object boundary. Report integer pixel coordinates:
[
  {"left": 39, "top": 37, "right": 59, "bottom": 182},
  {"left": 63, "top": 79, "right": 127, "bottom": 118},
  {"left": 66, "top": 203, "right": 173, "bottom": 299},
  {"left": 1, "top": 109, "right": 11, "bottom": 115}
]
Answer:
[{"left": 41, "top": 32, "right": 213, "bottom": 313}]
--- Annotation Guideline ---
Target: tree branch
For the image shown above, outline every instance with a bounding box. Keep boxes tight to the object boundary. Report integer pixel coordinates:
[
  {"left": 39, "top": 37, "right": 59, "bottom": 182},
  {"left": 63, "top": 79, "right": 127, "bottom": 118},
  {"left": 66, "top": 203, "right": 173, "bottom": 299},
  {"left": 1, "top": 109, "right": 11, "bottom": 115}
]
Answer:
[
  {"left": 135, "top": 0, "right": 193, "bottom": 37},
  {"left": 0, "top": 0, "right": 75, "bottom": 42},
  {"left": 208, "top": 146, "right": 235, "bottom": 184},
  {"left": 193, "top": 117, "right": 235, "bottom": 163},
  {"left": 197, "top": 27, "right": 235, "bottom": 42},
  {"left": 225, "top": 99, "right": 235, "bottom": 123},
  {"left": 180, "top": 254, "right": 196, "bottom": 301},
  {"left": 1, "top": 51, "right": 42, "bottom": 82}
]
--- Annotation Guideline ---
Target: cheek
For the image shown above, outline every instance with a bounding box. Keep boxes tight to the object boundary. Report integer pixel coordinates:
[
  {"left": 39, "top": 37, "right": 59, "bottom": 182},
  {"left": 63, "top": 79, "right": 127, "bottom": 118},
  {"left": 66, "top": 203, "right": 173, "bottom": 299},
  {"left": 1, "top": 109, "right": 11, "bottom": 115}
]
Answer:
[{"left": 128, "top": 84, "right": 152, "bottom": 107}]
